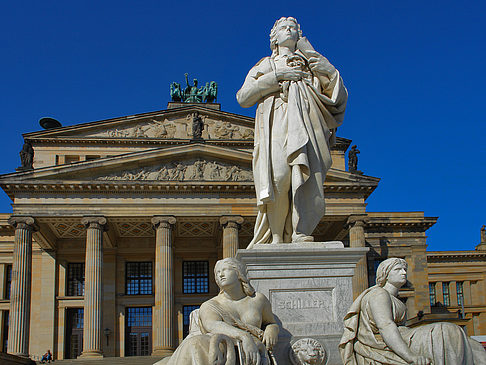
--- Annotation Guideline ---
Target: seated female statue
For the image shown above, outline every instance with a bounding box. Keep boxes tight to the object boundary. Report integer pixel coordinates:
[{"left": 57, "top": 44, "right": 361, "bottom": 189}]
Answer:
[
  {"left": 339, "top": 258, "right": 486, "bottom": 365},
  {"left": 156, "top": 257, "right": 279, "bottom": 365}
]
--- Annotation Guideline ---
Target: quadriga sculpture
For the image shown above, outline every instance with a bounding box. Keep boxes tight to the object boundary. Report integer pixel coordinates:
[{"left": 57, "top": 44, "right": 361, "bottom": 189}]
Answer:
[
  {"left": 339, "top": 258, "right": 486, "bottom": 364},
  {"left": 155, "top": 258, "right": 279, "bottom": 365}
]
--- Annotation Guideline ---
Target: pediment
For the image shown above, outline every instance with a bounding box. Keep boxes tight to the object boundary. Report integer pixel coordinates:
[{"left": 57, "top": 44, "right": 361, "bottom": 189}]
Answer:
[
  {"left": 0, "top": 143, "right": 254, "bottom": 184},
  {"left": 24, "top": 105, "right": 255, "bottom": 142}
]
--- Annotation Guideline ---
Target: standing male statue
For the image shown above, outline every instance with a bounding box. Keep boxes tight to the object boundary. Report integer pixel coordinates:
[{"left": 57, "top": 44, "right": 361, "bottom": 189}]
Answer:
[{"left": 237, "top": 17, "right": 347, "bottom": 246}]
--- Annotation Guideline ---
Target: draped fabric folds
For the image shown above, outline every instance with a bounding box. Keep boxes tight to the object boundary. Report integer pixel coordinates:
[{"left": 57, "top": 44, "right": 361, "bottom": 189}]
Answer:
[{"left": 339, "top": 286, "right": 486, "bottom": 365}]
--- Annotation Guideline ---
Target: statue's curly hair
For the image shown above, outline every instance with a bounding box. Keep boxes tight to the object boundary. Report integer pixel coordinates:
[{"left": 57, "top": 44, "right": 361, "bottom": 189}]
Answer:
[
  {"left": 269, "top": 17, "right": 302, "bottom": 57},
  {"left": 375, "top": 258, "right": 408, "bottom": 287},
  {"left": 214, "top": 258, "right": 256, "bottom": 297}
]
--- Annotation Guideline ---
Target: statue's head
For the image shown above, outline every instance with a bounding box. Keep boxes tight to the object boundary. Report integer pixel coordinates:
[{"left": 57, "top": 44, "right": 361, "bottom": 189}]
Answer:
[
  {"left": 214, "top": 258, "right": 255, "bottom": 297},
  {"left": 270, "top": 17, "right": 302, "bottom": 56},
  {"left": 376, "top": 258, "right": 408, "bottom": 287},
  {"left": 193, "top": 79, "right": 198, "bottom": 87}
]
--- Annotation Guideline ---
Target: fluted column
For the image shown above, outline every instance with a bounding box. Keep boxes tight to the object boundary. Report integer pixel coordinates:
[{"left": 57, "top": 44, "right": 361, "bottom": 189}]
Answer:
[
  {"left": 7, "top": 216, "right": 37, "bottom": 357},
  {"left": 152, "top": 216, "right": 176, "bottom": 356},
  {"left": 220, "top": 216, "right": 244, "bottom": 258},
  {"left": 348, "top": 215, "right": 369, "bottom": 299},
  {"left": 79, "top": 216, "right": 106, "bottom": 358}
]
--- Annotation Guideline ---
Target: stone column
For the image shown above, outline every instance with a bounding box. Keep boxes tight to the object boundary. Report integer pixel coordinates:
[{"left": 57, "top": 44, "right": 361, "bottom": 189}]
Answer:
[
  {"left": 79, "top": 216, "right": 106, "bottom": 358},
  {"left": 7, "top": 216, "right": 37, "bottom": 357},
  {"left": 152, "top": 216, "right": 176, "bottom": 356},
  {"left": 347, "top": 215, "right": 369, "bottom": 299},
  {"left": 220, "top": 216, "right": 244, "bottom": 258}
]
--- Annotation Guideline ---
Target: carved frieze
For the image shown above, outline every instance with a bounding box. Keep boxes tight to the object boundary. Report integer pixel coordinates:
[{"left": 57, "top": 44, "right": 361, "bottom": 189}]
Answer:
[
  {"left": 79, "top": 116, "right": 254, "bottom": 141},
  {"left": 96, "top": 159, "right": 253, "bottom": 182}
]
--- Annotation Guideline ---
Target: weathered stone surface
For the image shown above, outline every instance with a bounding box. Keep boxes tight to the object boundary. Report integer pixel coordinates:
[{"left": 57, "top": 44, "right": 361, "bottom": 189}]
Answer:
[{"left": 236, "top": 242, "right": 368, "bottom": 365}]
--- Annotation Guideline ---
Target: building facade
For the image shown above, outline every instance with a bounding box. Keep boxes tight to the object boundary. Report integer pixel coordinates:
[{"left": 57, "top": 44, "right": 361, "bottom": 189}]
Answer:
[{"left": 0, "top": 102, "right": 484, "bottom": 359}]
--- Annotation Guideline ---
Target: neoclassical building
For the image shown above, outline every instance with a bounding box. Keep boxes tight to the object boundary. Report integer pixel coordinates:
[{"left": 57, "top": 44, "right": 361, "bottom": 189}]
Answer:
[{"left": 0, "top": 101, "right": 484, "bottom": 359}]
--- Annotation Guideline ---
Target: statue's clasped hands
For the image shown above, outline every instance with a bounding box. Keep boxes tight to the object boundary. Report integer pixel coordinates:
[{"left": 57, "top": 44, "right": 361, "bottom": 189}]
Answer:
[{"left": 306, "top": 50, "right": 336, "bottom": 78}]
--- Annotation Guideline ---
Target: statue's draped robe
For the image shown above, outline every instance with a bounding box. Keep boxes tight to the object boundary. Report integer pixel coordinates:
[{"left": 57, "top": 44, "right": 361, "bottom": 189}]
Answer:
[
  {"left": 155, "top": 300, "right": 273, "bottom": 365},
  {"left": 237, "top": 53, "right": 347, "bottom": 246},
  {"left": 339, "top": 286, "right": 486, "bottom": 364}
]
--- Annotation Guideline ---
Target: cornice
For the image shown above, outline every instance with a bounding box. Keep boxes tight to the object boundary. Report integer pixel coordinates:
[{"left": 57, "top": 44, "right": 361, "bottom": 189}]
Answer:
[
  {"left": 365, "top": 217, "right": 438, "bottom": 231},
  {"left": 0, "top": 180, "right": 378, "bottom": 198},
  {"left": 427, "top": 251, "right": 486, "bottom": 262}
]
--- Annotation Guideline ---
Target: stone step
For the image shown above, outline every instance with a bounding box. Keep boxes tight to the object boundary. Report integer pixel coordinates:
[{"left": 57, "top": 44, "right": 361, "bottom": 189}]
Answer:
[{"left": 37, "top": 356, "right": 165, "bottom": 365}]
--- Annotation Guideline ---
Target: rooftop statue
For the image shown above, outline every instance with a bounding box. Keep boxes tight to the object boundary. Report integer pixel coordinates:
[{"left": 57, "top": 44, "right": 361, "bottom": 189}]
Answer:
[
  {"left": 339, "top": 258, "right": 486, "bottom": 364},
  {"left": 348, "top": 145, "right": 361, "bottom": 174},
  {"left": 237, "top": 17, "right": 348, "bottom": 246},
  {"left": 19, "top": 141, "right": 34, "bottom": 170},
  {"left": 155, "top": 258, "right": 279, "bottom": 365},
  {"left": 170, "top": 74, "right": 218, "bottom": 103}
]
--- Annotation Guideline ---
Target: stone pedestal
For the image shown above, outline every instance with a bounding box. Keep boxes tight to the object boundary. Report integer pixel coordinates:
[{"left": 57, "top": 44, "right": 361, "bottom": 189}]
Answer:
[
  {"left": 7, "top": 216, "right": 37, "bottom": 357},
  {"left": 79, "top": 216, "right": 106, "bottom": 359},
  {"left": 152, "top": 216, "right": 176, "bottom": 357},
  {"left": 220, "top": 216, "right": 244, "bottom": 258},
  {"left": 236, "top": 242, "right": 368, "bottom": 365}
]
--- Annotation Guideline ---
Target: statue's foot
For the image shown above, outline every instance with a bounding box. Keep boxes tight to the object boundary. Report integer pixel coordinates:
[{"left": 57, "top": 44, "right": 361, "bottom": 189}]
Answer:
[
  {"left": 271, "top": 235, "right": 283, "bottom": 244},
  {"left": 292, "top": 234, "right": 314, "bottom": 242}
]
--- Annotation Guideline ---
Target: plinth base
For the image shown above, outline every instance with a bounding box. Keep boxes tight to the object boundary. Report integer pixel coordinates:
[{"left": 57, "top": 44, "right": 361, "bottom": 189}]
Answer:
[
  {"left": 236, "top": 241, "right": 368, "bottom": 365},
  {"left": 77, "top": 350, "right": 104, "bottom": 360},
  {"left": 151, "top": 348, "right": 174, "bottom": 357}
]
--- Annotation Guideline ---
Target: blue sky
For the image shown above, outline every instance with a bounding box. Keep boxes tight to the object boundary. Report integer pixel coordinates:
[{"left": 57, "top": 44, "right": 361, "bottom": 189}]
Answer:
[{"left": 0, "top": 1, "right": 484, "bottom": 251}]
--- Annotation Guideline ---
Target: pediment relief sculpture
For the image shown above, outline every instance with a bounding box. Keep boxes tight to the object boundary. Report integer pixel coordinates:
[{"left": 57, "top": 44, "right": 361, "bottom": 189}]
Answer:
[
  {"left": 96, "top": 159, "right": 253, "bottom": 182},
  {"left": 75, "top": 116, "right": 254, "bottom": 141}
]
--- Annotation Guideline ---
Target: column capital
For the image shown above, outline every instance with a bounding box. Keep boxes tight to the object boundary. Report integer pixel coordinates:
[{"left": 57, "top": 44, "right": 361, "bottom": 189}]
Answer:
[
  {"left": 219, "top": 215, "right": 244, "bottom": 229},
  {"left": 8, "top": 216, "right": 38, "bottom": 231},
  {"left": 346, "top": 214, "right": 369, "bottom": 228},
  {"left": 81, "top": 216, "right": 107, "bottom": 231},
  {"left": 152, "top": 216, "right": 176, "bottom": 229}
]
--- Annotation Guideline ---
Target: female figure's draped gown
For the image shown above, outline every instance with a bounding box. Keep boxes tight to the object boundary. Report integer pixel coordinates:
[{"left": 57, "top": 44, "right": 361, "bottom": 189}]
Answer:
[{"left": 339, "top": 286, "right": 486, "bottom": 364}]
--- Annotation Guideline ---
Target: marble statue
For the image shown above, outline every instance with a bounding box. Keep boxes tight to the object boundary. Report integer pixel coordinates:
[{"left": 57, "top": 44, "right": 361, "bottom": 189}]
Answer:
[
  {"left": 237, "top": 17, "right": 348, "bottom": 246},
  {"left": 155, "top": 258, "right": 279, "bottom": 365},
  {"left": 348, "top": 145, "right": 360, "bottom": 173},
  {"left": 339, "top": 258, "right": 486, "bottom": 364},
  {"left": 19, "top": 141, "right": 34, "bottom": 170}
]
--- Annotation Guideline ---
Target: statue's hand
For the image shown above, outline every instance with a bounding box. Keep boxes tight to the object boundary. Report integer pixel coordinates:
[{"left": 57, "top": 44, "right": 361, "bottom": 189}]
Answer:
[
  {"left": 241, "top": 335, "right": 262, "bottom": 365},
  {"left": 262, "top": 327, "right": 278, "bottom": 350},
  {"left": 307, "top": 50, "right": 337, "bottom": 77},
  {"left": 275, "top": 65, "right": 304, "bottom": 82},
  {"left": 408, "top": 355, "right": 432, "bottom": 365}
]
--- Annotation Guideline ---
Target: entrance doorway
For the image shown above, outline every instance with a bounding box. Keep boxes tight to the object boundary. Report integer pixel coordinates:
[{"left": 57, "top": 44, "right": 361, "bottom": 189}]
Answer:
[
  {"left": 126, "top": 307, "right": 152, "bottom": 356},
  {"left": 65, "top": 308, "right": 84, "bottom": 359}
]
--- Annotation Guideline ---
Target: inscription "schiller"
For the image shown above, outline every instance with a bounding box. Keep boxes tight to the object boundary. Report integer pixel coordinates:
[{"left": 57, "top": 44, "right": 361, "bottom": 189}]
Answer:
[{"left": 277, "top": 298, "right": 326, "bottom": 310}]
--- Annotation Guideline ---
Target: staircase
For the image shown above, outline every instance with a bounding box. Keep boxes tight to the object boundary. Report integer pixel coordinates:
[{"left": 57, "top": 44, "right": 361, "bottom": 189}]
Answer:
[{"left": 38, "top": 356, "right": 165, "bottom": 365}]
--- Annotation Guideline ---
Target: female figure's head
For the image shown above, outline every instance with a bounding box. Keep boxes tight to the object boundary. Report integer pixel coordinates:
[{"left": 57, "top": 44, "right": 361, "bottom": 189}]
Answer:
[
  {"left": 214, "top": 258, "right": 255, "bottom": 297},
  {"left": 270, "top": 17, "right": 302, "bottom": 57},
  {"left": 376, "top": 258, "right": 408, "bottom": 288}
]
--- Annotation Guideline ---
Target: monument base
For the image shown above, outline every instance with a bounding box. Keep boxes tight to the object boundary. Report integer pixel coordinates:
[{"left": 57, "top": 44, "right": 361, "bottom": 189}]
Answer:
[{"left": 236, "top": 242, "right": 368, "bottom": 365}]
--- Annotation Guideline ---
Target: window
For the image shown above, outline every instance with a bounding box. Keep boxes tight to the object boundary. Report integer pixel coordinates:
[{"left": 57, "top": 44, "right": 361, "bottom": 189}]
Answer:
[
  {"left": 5, "top": 265, "right": 12, "bottom": 299},
  {"left": 183, "top": 261, "right": 209, "bottom": 294},
  {"left": 67, "top": 263, "right": 85, "bottom": 296},
  {"left": 126, "top": 262, "right": 153, "bottom": 295},
  {"left": 2, "top": 311, "right": 8, "bottom": 353},
  {"left": 456, "top": 282, "right": 464, "bottom": 306},
  {"left": 183, "top": 305, "right": 200, "bottom": 338},
  {"left": 85, "top": 155, "right": 100, "bottom": 161},
  {"left": 442, "top": 282, "right": 450, "bottom": 306},
  {"left": 429, "top": 283, "right": 436, "bottom": 307},
  {"left": 126, "top": 307, "right": 152, "bottom": 356},
  {"left": 65, "top": 155, "right": 80, "bottom": 164}
]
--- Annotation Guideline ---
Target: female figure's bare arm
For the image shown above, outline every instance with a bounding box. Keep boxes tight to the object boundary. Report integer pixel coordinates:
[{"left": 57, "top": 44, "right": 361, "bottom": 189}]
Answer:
[
  {"left": 199, "top": 301, "right": 262, "bottom": 365},
  {"left": 258, "top": 293, "right": 279, "bottom": 350},
  {"left": 369, "top": 291, "right": 431, "bottom": 365}
]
